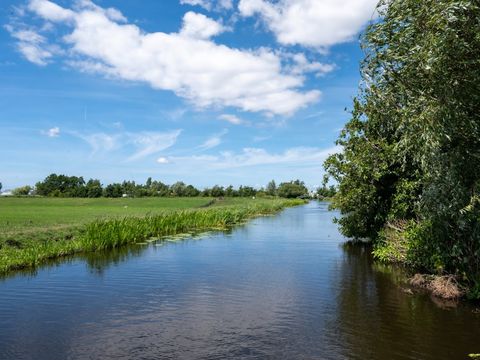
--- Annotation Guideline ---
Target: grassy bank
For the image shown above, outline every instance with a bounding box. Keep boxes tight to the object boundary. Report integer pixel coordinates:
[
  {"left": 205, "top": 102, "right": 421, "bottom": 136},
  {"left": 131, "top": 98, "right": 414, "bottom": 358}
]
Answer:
[{"left": 0, "top": 197, "right": 305, "bottom": 274}]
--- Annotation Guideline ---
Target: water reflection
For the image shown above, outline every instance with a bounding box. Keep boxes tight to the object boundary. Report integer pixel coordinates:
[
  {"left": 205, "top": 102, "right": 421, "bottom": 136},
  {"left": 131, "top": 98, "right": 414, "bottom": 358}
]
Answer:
[
  {"left": 0, "top": 202, "right": 479, "bottom": 360},
  {"left": 335, "top": 241, "right": 480, "bottom": 360}
]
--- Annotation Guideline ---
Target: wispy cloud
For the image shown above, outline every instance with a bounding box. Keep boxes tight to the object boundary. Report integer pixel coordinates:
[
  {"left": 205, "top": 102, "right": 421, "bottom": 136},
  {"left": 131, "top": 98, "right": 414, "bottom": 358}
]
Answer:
[
  {"left": 199, "top": 129, "right": 228, "bottom": 150},
  {"left": 218, "top": 114, "right": 245, "bottom": 125},
  {"left": 75, "top": 132, "right": 120, "bottom": 153},
  {"left": 172, "top": 145, "right": 340, "bottom": 169},
  {"left": 42, "top": 126, "right": 60, "bottom": 137},
  {"left": 127, "top": 130, "right": 182, "bottom": 161},
  {"left": 4, "top": 25, "right": 54, "bottom": 65},
  {"left": 156, "top": 156, "right": 170, "bottom": 164},
  {"left": 72, "top": 129, "right": 182, "bottom": 160},
  {"left": 180, "top": 0, "right": 233, "bottom": 11}
]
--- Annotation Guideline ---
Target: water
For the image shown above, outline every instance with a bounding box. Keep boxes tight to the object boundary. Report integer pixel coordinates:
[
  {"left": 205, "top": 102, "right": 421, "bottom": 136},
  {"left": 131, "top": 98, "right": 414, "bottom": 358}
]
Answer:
[{"left": 0, "top": 202, "right": 479, "bottom": 359}]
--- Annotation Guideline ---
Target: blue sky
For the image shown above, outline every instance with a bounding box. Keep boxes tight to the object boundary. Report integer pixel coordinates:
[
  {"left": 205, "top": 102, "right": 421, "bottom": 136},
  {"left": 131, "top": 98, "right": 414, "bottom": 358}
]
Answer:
[{"left": 0, "top": 0, "right": 378, "bottom": 189}]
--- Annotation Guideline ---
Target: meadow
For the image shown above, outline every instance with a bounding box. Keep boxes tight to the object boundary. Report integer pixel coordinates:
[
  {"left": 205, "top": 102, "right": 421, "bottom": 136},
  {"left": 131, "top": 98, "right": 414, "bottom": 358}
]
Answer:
[{"left": 0, "top": 196, "right": 305, "bottom": 274}]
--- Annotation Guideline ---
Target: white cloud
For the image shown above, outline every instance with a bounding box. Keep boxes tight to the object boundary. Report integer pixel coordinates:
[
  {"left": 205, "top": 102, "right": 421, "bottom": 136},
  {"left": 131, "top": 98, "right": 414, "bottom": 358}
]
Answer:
[
  {"left": 171, "top": 145, "right": 340, "bottom": 169},
  {"left": 199, "top": 129, "right": 228, "bottom": 150},
  {"left": 44, "top": 126, "right": 60, "bottom": 137},
  {"left": 156, "top": 156, "right": 170, "bottom": 164},
  {"left": 218, "top": 114, "right": 244, "bottom": 125},
  {"left": 238, "top": 0, "right": 378, "bottom": 49},
  {"left": 28, "top": 0, "right": 75, "bottom": 22},
  {"left": 289, "top": 53, "right": 335, "bottom": 76},
  {"left": 5, "top": 26, "right": 54, "bottom": 65},
  {"left": 77, "top": 132, "right": 120, "bottom": 153},
  {"left": 11, "top": 0, "right": 320, "bottom": 115},
  {"left": 180, "top": 0, "right": 233, "bottom": 11},
  {"left": 180, "top": 11, "right": 226, "bottom": 39},
  {"left": 73, "top": 129, "right": 181, "bottom": 160},
  {"left": 127, "top": 130, "right": 182, "bottom": 161}
]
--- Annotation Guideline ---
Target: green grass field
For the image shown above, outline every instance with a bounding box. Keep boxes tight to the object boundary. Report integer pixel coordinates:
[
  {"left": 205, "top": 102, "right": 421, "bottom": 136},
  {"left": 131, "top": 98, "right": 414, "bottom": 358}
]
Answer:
[
  {"left": 0, "top": 196, "right": 304, "bottom": 274},
  {"left": 0, "top": 197, "right": 212, "bottom": 234}
]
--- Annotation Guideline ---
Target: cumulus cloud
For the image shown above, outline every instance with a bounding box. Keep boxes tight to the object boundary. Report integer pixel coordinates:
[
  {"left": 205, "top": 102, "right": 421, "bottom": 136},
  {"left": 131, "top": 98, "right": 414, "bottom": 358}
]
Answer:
[
  {"left": 180, "top": 11, "right": 227, "bottom": 39},
  {"left": 238, "top": 0, "right": 378, "bottom": 49},
  {"left": 43, "top": 126, "right": 60, "bottom": 137},
  {"left": 9, "top": 0, "right": 320, "bottom": 115},
  {"left": 28, "top": 0, "right": 75, "bottom": 22},
  {"left": 218, "top": 114, "right": 244, "bottom": 125}
]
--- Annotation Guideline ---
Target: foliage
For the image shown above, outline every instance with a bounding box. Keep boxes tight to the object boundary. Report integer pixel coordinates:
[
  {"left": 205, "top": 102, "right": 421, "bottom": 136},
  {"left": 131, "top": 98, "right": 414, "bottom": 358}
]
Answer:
[
  {"left": 266, "top": 180, "right": 277, "bottom": 196},
  {"left": 316, "top": 185, "right": 336, "bottom": 199},
  {"left": 277, "top": 180, "right": 308, "bottom": 199},
  {"left": 26, "top": 173, "right": 293, "bottom": 199},
  {"left": 12, "top": 186, "right": 32, "bottom": 196},
  {"left": 324, "top": 0, "right": 480, "bottom": 294},
  {"left": 36, "top": 174, "right": 87, "bottom": 197}
]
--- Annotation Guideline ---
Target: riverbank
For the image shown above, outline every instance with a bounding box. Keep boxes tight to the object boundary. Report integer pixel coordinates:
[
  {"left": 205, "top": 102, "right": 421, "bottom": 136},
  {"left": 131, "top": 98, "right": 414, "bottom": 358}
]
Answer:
[
  {"left": 371, "top": 222, "right": 478, "bottom": 300},
  {"left": 0, "top": 197, "right": 305, "bottom": 274}
]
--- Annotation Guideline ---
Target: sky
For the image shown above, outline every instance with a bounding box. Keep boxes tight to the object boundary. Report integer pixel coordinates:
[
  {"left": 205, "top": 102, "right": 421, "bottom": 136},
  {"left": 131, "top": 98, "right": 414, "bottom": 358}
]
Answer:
[{"left": 0, "top": 0, "right": 378, "bottom": 190}]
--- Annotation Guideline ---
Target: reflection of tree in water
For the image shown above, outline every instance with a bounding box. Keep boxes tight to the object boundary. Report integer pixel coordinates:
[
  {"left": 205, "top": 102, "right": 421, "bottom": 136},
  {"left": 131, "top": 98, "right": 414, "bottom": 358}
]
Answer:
[
  {"left": 332, "top": 243, "right": 480, "bottom": 360},
  {"left": 82, "top": 245, "right": 147, "bottom": 275}
]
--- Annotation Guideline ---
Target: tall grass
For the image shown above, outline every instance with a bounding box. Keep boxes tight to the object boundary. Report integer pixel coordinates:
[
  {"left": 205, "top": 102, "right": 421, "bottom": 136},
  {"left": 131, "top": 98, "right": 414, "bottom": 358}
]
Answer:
[
  {"left": 0, "top": 199, "right": 305, "bottom": 274},
  {"left": 80, "top": 200, "right": 303, "bottom": 251}
]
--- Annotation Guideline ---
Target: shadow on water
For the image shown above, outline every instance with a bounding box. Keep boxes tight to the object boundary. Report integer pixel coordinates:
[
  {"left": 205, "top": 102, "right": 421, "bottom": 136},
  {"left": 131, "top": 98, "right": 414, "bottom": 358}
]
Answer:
[{"left": 335, "top": 240, "right": 480, "bottom": 360}]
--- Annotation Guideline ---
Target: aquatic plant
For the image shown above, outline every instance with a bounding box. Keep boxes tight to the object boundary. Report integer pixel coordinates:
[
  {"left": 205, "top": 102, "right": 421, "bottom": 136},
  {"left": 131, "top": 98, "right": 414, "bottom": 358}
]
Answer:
[{"left": 0, "top": 199, "right": 305, "bottom": 274}]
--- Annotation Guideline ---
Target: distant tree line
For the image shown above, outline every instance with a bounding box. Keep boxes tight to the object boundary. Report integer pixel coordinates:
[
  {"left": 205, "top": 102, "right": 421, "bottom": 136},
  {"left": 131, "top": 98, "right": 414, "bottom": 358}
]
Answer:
[{"left": 3, "top": 174, "right": 325, "bottom": 199}]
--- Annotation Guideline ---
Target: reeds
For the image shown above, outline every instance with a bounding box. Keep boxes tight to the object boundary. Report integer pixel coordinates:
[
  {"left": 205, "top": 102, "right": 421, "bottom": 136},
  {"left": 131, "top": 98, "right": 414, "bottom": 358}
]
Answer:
[
  {"left": 80, "top": 200, "right": 303, "bottom": 251},
  {"left": 0, "top": 199, "right": 305, "bottom": 274}
]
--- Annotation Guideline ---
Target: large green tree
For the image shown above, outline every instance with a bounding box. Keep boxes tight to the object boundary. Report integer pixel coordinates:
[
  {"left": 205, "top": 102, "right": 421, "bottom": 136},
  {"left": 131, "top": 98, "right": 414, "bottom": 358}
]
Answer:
[{"left": 325, "top": 0, "right": 480, "bottom": 293}]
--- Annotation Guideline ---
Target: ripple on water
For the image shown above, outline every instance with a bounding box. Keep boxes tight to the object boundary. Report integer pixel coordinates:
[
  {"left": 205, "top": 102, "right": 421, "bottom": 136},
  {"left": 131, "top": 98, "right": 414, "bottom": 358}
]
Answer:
[{"left": 0, "top": 202, "right": 479, "bottom": 360}]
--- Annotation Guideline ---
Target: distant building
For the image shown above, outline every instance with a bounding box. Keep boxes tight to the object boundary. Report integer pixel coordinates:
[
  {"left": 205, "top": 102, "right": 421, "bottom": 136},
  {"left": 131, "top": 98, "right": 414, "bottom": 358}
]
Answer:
[{"left": 0, "top": 190, "right": 13, "bottom": 196}]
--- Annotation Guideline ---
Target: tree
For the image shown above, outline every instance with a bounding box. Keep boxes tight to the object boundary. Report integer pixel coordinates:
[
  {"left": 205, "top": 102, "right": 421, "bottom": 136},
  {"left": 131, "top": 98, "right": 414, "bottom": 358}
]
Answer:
[
  {"left": 238, "top": 185, "right": 256, "bottom": 197},
  {"left": 324, "top": 0, "right": 480, "bottom": 293},
  {"left": 151, "top": 180, "right": 169, "bottom": 196},
  {"left": 225, "top": 185, "right": 236, "bottom": 197},
  {"left": 184, "top": 185, "right": 200, "bottom": 197},
  {"left": 103, "top": 183, "right": 123, "bottom": 198},
  {"left": 317, "top": 185, "right": 336, "bottom": 199},
  {"left": 266, "top": 180, "right": 277, "bottom": 196},
  {"left": 170, "top": 181, "right": 187, "bottom": 197},
  {"left": 85, "top": 179, "right": 103, "bottom": 198},
  {"left": 210, "top": 185, "right": 225, "bottom": 197},
  {"left": 277, "top": 180, "right": 308, "bottom": 199},
  {"left": 0, "top": 182, "right": 2, "bottom": 192},
  {"left": 146, "top": 177, "right": 152, "bottom": 188},
  {"left": 35, "top": 174, "right": 86, "bottom": 197},
  {"left": 12, "top": 186, "right": 32, "bottom": 196}
]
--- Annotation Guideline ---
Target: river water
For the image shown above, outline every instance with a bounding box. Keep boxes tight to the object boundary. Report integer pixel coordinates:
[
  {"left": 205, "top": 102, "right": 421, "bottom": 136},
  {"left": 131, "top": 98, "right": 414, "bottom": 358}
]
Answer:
[{"left": 0, "top": 202, "right": 479, "bottom": 359}]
